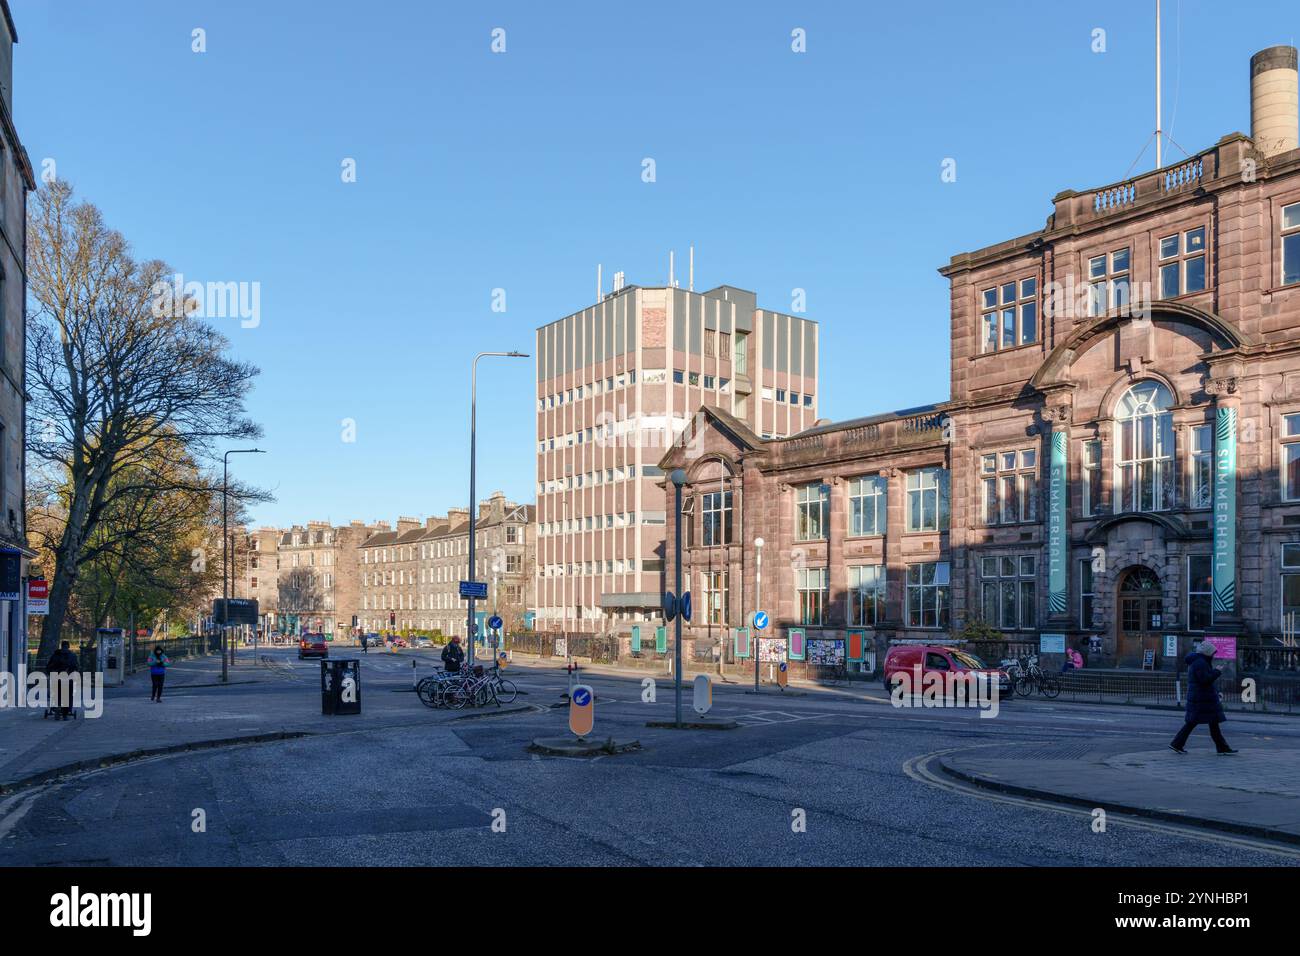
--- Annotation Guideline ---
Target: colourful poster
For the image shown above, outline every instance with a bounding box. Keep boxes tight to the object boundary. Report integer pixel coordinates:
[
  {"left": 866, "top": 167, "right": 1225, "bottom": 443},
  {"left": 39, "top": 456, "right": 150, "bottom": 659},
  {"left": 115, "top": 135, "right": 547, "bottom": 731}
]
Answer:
[
  {"left": 1047, "top": 429, "right": 1069, "bottom": 616},
  {"left": 1212, "top": 406, "right": 1237, "bottom": 617}
]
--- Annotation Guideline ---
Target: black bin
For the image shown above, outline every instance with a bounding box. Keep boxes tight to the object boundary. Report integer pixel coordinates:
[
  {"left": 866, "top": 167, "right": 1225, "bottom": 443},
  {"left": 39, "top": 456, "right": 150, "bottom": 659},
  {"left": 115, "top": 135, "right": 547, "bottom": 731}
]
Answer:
[{"left": 320, "top": 659, "right": 362, "bottom": 715}]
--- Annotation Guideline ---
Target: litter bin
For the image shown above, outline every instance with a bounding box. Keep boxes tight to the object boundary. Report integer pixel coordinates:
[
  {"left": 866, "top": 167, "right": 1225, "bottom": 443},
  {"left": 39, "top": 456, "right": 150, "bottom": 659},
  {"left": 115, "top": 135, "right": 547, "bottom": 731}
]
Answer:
[{"left": 320, "top": 658, "right": 362, "bottom": 715}]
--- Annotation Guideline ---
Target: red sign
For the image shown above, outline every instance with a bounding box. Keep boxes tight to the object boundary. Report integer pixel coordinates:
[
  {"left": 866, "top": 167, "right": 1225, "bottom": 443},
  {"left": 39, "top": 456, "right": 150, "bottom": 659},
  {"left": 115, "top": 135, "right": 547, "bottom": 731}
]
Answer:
[{"left": 27, "top": 578, "right": 49, "bottom": 615}]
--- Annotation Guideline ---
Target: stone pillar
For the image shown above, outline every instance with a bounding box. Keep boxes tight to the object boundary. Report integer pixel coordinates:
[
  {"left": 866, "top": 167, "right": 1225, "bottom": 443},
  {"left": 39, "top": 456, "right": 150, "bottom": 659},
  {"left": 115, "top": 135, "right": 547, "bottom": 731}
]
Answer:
[{"left": 882, "top": 468, "right": 905, "bottom": 629}]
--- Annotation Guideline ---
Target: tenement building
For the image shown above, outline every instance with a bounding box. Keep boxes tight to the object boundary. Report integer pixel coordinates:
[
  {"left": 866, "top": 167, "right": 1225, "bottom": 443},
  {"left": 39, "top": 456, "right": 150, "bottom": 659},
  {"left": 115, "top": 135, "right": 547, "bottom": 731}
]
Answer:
[
  {"left": 0, "top": 1, "right": 32, "bottom": 676},
  {"left": 535, "top": 281, "right": 818, "bottom": 635},
  {"left": 357, "top": 491, "right": 534, "bottom": 638},
  {"left": 663, "top": 47, "right": 1300, "bottom": 671},
  {"left": 273, "top": 520, "right": 378, "bottom": 637}
]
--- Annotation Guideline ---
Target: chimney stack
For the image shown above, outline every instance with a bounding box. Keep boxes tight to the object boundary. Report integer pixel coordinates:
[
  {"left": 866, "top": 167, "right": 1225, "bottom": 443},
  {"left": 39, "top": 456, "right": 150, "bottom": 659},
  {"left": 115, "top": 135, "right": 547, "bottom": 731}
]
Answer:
[{"left": 1251, "top": 45, "right": 1299, "bottom": 158}]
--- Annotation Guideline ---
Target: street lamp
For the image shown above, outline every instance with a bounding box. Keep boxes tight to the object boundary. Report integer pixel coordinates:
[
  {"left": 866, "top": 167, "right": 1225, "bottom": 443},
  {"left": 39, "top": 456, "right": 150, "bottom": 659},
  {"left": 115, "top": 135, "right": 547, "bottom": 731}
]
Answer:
[
  {"left": 223, "top": 447, "right": 266, "bottom": 683},
  {"left": 754, "top": 536, "right": 764, "bottom": 693},
  {"left": 466, "top": 351, "right": 529, "bottom": 669}
]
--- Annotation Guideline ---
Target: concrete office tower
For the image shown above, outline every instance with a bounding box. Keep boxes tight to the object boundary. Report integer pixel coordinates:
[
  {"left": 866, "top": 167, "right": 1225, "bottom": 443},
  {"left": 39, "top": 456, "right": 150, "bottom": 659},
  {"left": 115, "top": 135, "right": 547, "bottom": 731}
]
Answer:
[{"left": 535, "top": 282, "right": 819, "bottom": 635}]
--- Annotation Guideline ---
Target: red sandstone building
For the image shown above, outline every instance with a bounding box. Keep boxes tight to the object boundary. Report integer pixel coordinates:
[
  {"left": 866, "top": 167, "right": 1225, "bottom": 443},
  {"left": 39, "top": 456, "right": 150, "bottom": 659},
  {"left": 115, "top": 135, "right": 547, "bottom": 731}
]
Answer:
[{"left": 662, "top": 46, "right": 1300, "bottom": 672}]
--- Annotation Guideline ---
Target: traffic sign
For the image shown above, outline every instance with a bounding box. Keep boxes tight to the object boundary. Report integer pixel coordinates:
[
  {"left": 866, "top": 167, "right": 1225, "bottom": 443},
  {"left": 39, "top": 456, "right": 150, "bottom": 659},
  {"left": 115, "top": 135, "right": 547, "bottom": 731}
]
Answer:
[
  {"left": 692, "top": 674, "right": 712, "bottom": 715},
  {"left": 680, "top": 591, "right": 692, "bottom": 623},
  {"left": 459, "top": 580, "right": 488, "bottom": 599},
  {"left": 488, "top": 615, "right": 503, "bottom": 632},
  {"left": 569, "top": 683, "right": 594, "bottom": 738},
  {"left": 777, "top": 660, "right": 789, "bottom": 688},
  {"left": 663, "top": 591, "right": 677, "bottom": 622},
  {"left": 753, "top": 610, "right": 769, "bottom": 631}
]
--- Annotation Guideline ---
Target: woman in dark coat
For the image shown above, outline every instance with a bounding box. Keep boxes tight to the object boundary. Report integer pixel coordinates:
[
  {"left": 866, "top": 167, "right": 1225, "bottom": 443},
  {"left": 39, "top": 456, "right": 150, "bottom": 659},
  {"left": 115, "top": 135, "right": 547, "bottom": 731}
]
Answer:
[{"left": 1170, "top": 642, "right": 1237, "bottom": 754}]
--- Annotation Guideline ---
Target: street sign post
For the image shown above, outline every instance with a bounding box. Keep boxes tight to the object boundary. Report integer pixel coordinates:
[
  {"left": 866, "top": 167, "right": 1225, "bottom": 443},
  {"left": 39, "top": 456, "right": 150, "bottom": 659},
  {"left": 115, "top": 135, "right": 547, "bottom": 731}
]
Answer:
[{"left": 569, "top": 684, "right": 594, "bottom": 738}]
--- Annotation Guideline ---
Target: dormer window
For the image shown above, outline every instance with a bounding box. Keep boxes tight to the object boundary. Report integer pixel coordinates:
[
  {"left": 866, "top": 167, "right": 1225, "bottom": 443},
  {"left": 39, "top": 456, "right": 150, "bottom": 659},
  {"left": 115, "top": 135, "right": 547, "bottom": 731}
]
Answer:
[{"left": 979, "top": 277, "right": 1037, "bottom": 353}]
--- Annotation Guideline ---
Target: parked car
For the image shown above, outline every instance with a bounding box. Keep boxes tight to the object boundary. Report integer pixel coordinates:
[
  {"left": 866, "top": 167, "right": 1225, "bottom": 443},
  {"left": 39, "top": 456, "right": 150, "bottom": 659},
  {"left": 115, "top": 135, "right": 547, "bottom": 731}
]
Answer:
[
  {"left": 415, "top": 638, "right": 433, "bottom": 648},
  {"left": 882, "top": 644, "right": 1012, "bottom": 700},
  {"left": 298, "top": 633, "right": 329, "bottom": 659}
]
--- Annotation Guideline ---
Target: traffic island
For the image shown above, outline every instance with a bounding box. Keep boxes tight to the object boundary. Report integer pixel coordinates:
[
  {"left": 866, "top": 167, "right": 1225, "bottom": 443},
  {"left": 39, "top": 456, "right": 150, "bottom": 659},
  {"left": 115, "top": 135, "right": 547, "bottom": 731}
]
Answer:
[
  {"left": 645, "top": 718, "right": 739, "bottom": 730},
  {"left": 528, "top": 736, "right": 641, "bottom": 757}
]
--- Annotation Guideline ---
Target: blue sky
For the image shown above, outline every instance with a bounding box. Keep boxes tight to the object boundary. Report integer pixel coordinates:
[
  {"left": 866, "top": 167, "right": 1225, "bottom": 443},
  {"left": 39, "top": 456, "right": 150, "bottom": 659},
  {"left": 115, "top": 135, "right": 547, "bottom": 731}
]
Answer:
[{"left": 13, "top": 0, "right": 1298, "bottom": 526}]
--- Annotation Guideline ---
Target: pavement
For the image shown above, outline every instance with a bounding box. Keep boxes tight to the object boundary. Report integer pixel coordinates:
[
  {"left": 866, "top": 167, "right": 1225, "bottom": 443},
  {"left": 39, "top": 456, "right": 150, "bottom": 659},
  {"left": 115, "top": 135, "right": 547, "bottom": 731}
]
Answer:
[
  {"left": 942, "top": 736, "right": 1300, "bottom": 843},
  {"left": 0, "top": 647, "right": 526, "bottom": 792}
]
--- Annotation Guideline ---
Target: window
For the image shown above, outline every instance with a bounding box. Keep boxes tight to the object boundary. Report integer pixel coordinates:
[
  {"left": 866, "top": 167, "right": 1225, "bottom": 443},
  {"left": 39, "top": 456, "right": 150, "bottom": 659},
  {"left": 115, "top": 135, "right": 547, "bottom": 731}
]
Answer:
[
  {"left": 702, "top": 570, "right": 729, "bottom": 626},
  {"left": 1187, "top": 555, "right": 1213, "bottom": 632},
  {"left": 1087, "top": 247, "right": 1131, "bottom": 316},
  {"left": 980, "top": 555, "right": 1036, "bottom": 630},
  {"left": 776, "top": 389, "right": 786, "bottom": 403},
  {"left": 979, "top": 276, "right": 1038, "bottom": 353},
  {"left": 1082, "top": 440, "right": 1103, "bottom": 517},
  {"left": 1284, "top": 545, "right": 1300, "bottom": 632},
  {"left": 848, "top": 475, "right": 886, "bottom": 536},
  {"left": 1114, "top": 381, "right": 1175, "bottom": 512},
  {"left": 1190, "top": 424, "right": 1213, "bottom": 509},
  {"left": 980, "top": 449, "right": 1037, "bottom": 525},
  {"left": 672, "top": 369, "right": 684, "bottom": 384},
  {"left": 1282, "top": 202, "right": 1300, "bottom": 287},
  {"left": 906, "top": 562, "right": 950, "bottom": 629},
  {"left": 848, "top": 565, "right": 886, "bottom": 626},
  {"left": 795, "top": 483, "right": 829, "bottom": 541},
  {"left": 1079, "top": 559, "right": 1096, "bottom": 629},
  {"left": 701, "top": 490, "right": 733, "bottom": 546},
  {"left": 796, "top": 568, "right": 828, "bottom": 625},
  {"left": 1283, "top": 413, "right": 1300, "bottom": 501},
  {"left": 906, "top": 467, "right": 949, "bottom": 532},
  {"left": 734, "top": 332, "right": 749, "bottom": 375},
  {"left": 1158, "top": 226, "right": 1207, "bottom": 298},
  {"left": 704, "top": 329, "right": 716, "bottom": 357}
]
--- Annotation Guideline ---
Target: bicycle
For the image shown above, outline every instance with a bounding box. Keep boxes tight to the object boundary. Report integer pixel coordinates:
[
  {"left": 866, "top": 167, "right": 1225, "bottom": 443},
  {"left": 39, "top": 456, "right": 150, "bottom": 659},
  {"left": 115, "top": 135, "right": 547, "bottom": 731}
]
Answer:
[{"left": 487, "top": 664, "right": 517, "bottom": 704}]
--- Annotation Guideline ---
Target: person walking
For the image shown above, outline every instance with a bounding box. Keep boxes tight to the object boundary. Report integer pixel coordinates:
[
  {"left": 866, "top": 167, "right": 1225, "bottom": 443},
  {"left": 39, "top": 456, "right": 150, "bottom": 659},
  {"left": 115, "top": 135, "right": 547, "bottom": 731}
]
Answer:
[
  {"left": 45, "top": 641, "right": 80, "bottom": 720},
  {"left": 441, "top": 635, "right": 465, "bottom": 674},
  {"left": 360, "top": 632, "right": 369, "bottom": 654},
  {"left": 1170, "top": 641, "right": 1238, "bottom": 755},
  {"left": 148, "top": 645, "right": 170, "bottom": 702}
]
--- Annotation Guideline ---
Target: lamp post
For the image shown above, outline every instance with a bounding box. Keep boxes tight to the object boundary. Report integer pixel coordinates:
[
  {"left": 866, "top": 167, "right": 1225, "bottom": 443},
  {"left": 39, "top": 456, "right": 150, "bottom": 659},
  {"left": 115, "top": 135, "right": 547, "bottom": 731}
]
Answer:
[
  {"left": 754, "top": 536, "right": 764, "bottom": 693},
  {"left": 466, "top": 351, "right": 529, "bottom": 670},
  {"left": 671, "top": 468, "right": 687, "bottom": 727},
  {"left": 222, "top": 447, "right": 265, "bottom": 683}
]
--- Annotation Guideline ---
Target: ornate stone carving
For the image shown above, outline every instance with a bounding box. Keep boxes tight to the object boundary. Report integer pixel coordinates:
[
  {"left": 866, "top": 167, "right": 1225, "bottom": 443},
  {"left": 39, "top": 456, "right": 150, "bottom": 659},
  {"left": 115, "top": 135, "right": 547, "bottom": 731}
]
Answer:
[{"left": 1204, "top": 376, "right": 1239, "bottom": 397}]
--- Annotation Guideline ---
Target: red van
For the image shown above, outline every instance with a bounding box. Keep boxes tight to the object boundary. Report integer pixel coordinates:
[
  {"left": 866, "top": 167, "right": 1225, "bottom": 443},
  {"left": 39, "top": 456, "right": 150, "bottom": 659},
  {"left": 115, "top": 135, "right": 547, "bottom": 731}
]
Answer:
[
  {"left": 883, "top": 645, "right": 1011, "bottom": 700},
  {"left": 298, "top": 633, "right": 329, "bottom": 660}
]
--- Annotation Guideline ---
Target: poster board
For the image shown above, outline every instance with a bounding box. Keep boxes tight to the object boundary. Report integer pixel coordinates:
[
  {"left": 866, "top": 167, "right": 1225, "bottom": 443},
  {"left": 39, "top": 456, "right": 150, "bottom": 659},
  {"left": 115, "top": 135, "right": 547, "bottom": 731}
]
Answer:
[
  {"left": 806, "top": 638, "right": 845, "bottom": 666},
  {"left": 758, "top": 637, "right": 787, "bottom": 663}
]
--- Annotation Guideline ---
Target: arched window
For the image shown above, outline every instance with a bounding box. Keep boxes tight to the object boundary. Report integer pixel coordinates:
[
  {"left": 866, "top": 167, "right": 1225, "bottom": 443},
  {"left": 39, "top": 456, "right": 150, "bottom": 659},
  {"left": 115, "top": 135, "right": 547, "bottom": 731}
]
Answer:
[{"left": 1114, "top": 381, "right": 1175, "bottom": 512}]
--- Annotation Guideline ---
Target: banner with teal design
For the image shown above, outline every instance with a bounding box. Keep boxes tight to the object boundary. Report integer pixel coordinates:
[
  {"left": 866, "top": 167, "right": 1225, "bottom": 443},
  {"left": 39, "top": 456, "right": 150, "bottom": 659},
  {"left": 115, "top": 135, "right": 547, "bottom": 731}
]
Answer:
[
  {"left": 1212, "top": 406, "right": 1237, "bottom": 617},
  {"left": 1047, "top": 429, "right": 1069, "bottom": 616}
]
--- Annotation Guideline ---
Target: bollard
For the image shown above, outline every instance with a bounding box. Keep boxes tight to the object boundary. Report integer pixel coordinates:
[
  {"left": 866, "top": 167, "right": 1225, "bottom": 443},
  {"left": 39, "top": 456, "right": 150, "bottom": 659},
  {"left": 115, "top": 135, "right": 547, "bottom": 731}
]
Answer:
[{"left": 412, "top": 658, "right": 418, "bottom": 689}]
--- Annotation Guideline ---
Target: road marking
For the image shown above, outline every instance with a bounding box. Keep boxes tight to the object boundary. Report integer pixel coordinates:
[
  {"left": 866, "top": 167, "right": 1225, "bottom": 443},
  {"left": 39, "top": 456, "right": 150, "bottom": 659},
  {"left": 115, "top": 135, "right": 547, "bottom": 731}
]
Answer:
[
  {"left": 0, "top": 789, "right": 43, "bottom": 841},
  {"left": 903, "top": 747, "right": 1300, "bottom": 860}
]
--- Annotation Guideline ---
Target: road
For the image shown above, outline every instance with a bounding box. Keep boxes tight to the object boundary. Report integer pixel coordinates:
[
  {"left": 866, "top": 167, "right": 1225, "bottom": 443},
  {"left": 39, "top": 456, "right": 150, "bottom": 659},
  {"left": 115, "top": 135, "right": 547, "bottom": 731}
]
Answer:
[{"left": 2, "top": 646, "right": 1298, "bottom": 866}]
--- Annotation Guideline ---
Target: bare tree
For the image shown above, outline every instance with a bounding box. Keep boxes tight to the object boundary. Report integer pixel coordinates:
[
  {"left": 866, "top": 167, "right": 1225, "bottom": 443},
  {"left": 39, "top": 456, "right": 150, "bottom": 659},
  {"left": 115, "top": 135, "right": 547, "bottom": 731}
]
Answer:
[{"left": 27, "top": 181, "right": 264, "bottom": 659}]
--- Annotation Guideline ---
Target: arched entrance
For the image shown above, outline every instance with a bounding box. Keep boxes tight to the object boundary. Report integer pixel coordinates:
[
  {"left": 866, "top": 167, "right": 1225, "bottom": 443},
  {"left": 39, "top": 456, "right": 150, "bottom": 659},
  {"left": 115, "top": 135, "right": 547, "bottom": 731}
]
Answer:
[{"left": 1116, "top": 566, "right": 1163, "bottom": 667}]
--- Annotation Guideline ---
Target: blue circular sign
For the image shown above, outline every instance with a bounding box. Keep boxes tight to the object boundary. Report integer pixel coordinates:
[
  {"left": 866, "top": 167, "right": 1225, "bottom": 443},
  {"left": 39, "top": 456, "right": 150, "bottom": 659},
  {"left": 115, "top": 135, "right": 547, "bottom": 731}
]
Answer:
[
  {"left": 779, "top": 661, "right": 787, "bottom": 672},
  {"left": 488, "top": 615, "right": 503, "bottom": 631},
  {"left": 681, "top": 591, "right": 692, "bottom": 623},
  {"left": 754, "top": 611, "right": 769, "bottom": 631},
  {"left": 572, "top": 688, "right": 592, "bottom": 706}
]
